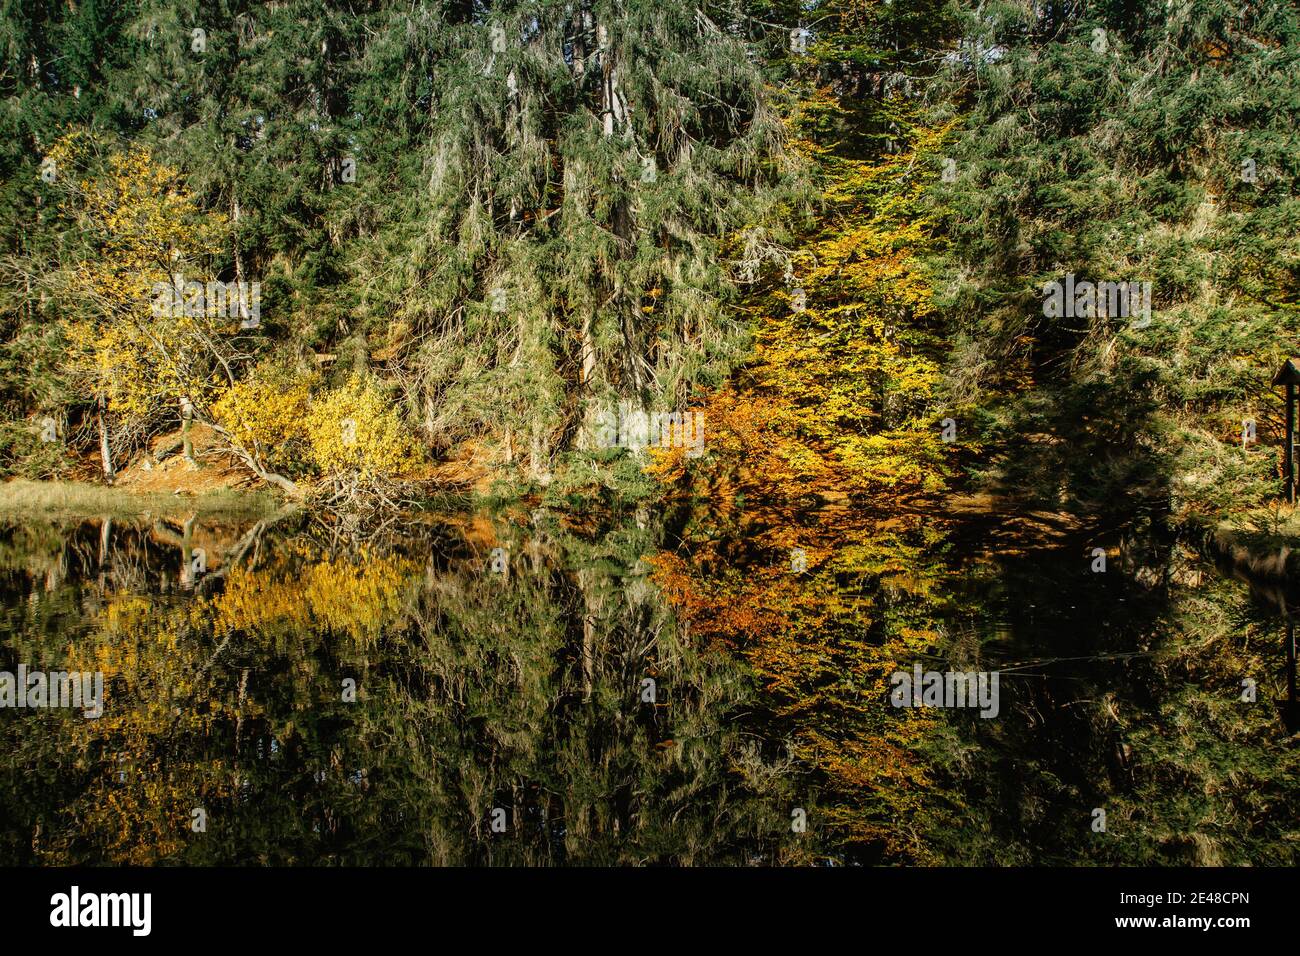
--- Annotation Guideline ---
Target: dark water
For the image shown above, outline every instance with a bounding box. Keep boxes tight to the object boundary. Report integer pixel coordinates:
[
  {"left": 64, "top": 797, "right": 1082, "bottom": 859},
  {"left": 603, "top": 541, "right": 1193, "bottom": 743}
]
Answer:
[
  {"left": 934, "top": 534, "right": 1299, "bottom": 865},
  {"left": 0, "top": 510, "right": 1296, "bottom": 865}
]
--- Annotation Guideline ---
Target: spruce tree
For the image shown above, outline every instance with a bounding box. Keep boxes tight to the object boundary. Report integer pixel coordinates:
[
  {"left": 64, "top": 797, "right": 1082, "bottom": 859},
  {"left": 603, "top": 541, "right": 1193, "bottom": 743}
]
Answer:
[
  {"left": 337, "top": 1, "right": 789, "bottom": 476},
  {"left": 932, "top": 0, "right": 1300, "bottom": 522}
]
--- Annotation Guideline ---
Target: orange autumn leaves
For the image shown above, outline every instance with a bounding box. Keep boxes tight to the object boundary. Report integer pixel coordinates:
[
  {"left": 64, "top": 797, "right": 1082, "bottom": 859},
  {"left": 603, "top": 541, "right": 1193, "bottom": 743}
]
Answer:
[{"left": 647, "top": 95, "right": 958, "bottom": 860}]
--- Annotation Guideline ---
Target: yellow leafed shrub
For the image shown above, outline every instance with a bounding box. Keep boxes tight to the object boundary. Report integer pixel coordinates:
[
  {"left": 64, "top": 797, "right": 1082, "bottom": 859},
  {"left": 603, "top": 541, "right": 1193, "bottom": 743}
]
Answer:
[
  {"left": 211, "top": 365, "right": 315, "bottom": 473},
  {"left": 304, "top": 376, "right": 424, "bottom": 481}
]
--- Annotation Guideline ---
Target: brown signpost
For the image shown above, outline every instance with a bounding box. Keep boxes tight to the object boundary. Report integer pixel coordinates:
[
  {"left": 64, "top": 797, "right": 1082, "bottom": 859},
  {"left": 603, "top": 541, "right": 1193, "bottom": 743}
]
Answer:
[{"left": 1272, "top": 359, "right": 1300, "bottom": 503}]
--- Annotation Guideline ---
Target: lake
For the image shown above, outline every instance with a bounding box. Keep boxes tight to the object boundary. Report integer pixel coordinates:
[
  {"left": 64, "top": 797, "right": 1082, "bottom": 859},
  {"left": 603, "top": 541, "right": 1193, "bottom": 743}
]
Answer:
[{"left": 1, "top": 507, "right": 1296, "bottom": 865}]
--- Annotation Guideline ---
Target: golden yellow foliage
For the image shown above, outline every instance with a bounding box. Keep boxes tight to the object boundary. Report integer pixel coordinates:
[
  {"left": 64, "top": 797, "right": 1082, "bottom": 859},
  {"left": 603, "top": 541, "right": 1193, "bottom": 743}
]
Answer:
[
  {"left": 211, "top": 365, "right": 316, "bottom": 472},
  {"left": 54, "top": 134, "right": 232, "bottom": 421},
  {"left": 304, "top": 376, "right": 424, "bottom": 482},
  {"left": 208, "top": 544, "right": 421, "bottom": 646},
  {"left": 648, "top": 100, "right": 961, "bottom": 862}
]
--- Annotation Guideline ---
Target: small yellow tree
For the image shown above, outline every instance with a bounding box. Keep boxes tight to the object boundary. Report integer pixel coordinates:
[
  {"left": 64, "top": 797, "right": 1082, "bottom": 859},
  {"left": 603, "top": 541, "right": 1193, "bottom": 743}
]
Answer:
[
  {"left": 304, "top": 376, "right": 424, "bottom": 488},
  {"left": 52, "top": 133, "right": 238, "bottom": 478},
  {"left": 211, "top": 364, "right": 315, "bottom": 486}
]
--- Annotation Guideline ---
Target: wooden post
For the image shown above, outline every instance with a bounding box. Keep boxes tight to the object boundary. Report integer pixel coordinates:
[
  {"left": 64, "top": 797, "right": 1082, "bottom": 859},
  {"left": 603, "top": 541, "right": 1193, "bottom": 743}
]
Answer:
[{"left": 1287, "top": 382, "right": 1295, "bottom": 503}]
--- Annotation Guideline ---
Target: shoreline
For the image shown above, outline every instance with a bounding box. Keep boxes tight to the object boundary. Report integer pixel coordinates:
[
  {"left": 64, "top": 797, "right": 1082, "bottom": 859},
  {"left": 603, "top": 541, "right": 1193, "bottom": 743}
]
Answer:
[{"left": 0, "top": 479, "right": 278, "bottom": 521}]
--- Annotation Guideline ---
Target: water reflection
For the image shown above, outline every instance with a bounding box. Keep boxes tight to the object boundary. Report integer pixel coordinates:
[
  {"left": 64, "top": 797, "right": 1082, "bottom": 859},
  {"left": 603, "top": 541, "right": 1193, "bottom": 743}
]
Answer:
[
  {"left": 0, "top": 511, "right": 804, "bottom": 865},
  {"left": 652, "top": 484, "right": 1300, "bottom": 865},
  {"left": 928, "top": 533, "right": 1300, "bottom": 865},
  {"left": 1, "top": 509, "right": 1296, "bottom": 865}
]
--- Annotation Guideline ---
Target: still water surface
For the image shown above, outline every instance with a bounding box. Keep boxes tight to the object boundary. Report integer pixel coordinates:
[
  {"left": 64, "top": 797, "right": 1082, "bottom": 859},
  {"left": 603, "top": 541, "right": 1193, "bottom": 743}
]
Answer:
[{"left": 1, "top": 509, "right": 1295, "bottom": 864}]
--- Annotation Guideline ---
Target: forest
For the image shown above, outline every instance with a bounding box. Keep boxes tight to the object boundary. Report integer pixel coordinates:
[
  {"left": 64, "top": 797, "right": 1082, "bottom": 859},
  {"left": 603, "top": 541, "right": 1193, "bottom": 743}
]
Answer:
[
  {"left": 1, "top": 0, "right": 1296, "bottom": 527},
  {"left": 0, "top": 0, "right": 1297, "bottom": 870}
]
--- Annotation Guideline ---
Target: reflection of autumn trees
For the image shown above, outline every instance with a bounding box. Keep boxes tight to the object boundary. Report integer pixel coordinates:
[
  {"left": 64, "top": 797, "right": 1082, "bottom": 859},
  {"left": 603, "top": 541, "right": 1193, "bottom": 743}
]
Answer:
[
  {"left": 51, "top": 595, "right": 233, "bottom": 865},
  {"left": 647, "top": 101, "right": 966, "bottom": 863},
  {"left": 650, "top": 492, "right": 956, "bottom": 862},
  {"left": 207, "top": 543, "right": 421, "bottom": 646},
  {"left": 2, "top": 512, "right": 804, "bottom": 865},
  {"left": 18, "top": 526, "right": 424, "bottom": 864}
]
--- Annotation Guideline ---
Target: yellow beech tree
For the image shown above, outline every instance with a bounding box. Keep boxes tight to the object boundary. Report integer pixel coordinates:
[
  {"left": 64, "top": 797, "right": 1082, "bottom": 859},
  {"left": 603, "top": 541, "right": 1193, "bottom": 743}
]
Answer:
[
  {"left": 304, "top": 376, "right": 425, "bottom": 494},
  {"left": 51, "top": 133, "right": 244, "bottom": 480},
  {"left": 648, "top": 92, "right": 965, "bottom": 862},
  {"left": 210, "top": 363, "right": 316, "bottom": 489}
]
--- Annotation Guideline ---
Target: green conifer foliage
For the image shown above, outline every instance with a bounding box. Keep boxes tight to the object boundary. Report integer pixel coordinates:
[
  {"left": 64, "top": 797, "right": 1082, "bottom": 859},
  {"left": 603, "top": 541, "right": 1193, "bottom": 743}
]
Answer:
[
  {"left": 932, "top": 0, "right": 1300, "bottom": 523},
  {"left": 0, "top": 2, "right": 797, "bottom": 481},
  {"left": 339, "top": 2, "right": 790, "bottom": 473}
]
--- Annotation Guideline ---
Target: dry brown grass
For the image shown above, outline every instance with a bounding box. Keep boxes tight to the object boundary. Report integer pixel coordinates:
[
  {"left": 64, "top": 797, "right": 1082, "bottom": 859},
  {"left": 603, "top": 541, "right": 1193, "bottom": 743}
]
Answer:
[{"left": 0, "top": 479, "right": 276, "bottom": 519}]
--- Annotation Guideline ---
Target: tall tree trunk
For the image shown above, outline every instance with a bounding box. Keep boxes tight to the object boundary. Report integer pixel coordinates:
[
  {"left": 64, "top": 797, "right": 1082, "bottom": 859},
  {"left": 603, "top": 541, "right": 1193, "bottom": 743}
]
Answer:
[
  {"left": 600, "top": 23, "right": 615, "bottom": 137},
  {"left": 578, "top": 568, "right": 597, "bottom": 702},
  {"left": 98, "top": 517, "right": 112, "bottom": 567},
  {"left": 97, "top": 394, "right": 115, "bottom": 484},
  {"left": 180, "top": 515, "right": 195, "bottom": 590},
  {"left": 529, "top": 428, "right": 550, "bottom": 482},
  {"left": 581, "top": 311, "right": 597, "bottom": 380},
  {"left": 181, "top": 396, "right": 196, "bottom": 464},
  {"left": 232, "top": 197, "right": 245, "bottom": 287}
]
